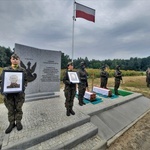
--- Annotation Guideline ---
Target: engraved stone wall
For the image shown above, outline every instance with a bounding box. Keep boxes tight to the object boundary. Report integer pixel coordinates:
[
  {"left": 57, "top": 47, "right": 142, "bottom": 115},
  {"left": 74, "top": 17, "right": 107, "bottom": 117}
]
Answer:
[{"left": 15, "top": 43, "right": 61, "bottom": 96}]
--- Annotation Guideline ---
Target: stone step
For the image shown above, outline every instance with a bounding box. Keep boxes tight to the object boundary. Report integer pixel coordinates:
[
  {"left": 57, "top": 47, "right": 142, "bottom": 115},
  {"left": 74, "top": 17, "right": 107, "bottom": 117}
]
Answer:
[
  {"left": 26, "top": 122, "right": 98, "bottom": 150},
  {"left": 25, "top": 92, "right": 59, "bottom": 102},
  {"left": 2, "top": 114, "right": 90, "bottom": 150},
  {"left": 71, "top": 134, "right": 107, "bottom": 150}
]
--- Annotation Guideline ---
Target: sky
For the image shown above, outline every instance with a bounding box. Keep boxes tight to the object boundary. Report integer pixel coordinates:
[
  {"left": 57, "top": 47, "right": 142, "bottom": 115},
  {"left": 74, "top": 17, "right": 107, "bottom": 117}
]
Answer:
[{"left": 0, "top": 0, "right": 150, "bottom": 61}]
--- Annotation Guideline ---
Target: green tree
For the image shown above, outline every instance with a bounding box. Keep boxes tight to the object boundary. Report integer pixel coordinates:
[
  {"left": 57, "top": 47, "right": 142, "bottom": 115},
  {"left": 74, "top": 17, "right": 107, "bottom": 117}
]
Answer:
[
  {"left": 0, "top": 46, "right": 13, "bottom": 67},
  {"left": 61, "top": 53, "right": 71, "bottom": 69}
]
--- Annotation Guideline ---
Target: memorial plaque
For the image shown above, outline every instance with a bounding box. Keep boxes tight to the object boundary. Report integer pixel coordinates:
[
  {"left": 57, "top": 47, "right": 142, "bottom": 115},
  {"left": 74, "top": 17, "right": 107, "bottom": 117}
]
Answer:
[{"left": 15, "top": 43, "right": 61, "bottom": 100}]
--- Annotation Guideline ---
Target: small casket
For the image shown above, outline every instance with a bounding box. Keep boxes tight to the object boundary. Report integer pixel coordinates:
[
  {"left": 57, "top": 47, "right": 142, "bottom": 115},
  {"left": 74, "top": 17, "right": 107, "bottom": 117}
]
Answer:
[
  {"left": 93, "top": 86, "right": 112, "bottom": 97},
  {"left": 84, "top": 91, "right": 96, "bottom": 101}
]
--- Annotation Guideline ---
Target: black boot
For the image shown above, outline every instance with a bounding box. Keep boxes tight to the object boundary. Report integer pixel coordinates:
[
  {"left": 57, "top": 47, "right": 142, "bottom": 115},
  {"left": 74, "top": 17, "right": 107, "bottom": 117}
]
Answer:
[
  {"left": 66, "top": 109, "right": 70, "bottom": 116},
  {"left": 79, "top": 100, "right": 83, "bottom": 106},
  {"left": 16, "top": 122, "right": 23, "bottom": 131},
  {"left": 5, "top": 123, "right": 15, "bottom": 134},
  {"left": 114, "top": 89, "right": 118, "bottom": 95},
  {"left": 69, "top": 107, "right": 75, "bottom": 115},
  {"left": 82, "top": 101, "right": 86, "bottom": 105}
]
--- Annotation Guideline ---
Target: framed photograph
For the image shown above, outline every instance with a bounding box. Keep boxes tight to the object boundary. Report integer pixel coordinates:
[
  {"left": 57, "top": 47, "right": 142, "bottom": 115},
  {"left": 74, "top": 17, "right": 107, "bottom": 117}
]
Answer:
[
  {"left": 68, "top": 72, "right": 80, "bottom": 83},
  {"left": 1, "top": 70, "right": 24, "bottom": 94}
]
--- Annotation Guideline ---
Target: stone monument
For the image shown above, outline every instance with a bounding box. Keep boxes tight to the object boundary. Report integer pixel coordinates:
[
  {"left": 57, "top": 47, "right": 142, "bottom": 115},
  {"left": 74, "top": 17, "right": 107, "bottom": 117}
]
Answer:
[{"left": 15, "top": 43, "right": 61, "bottom": 101}]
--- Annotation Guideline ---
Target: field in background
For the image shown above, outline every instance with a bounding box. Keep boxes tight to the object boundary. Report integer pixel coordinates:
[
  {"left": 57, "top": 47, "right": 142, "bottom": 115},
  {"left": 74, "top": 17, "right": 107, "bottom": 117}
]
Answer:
[
  {"left": 61, "top": 76, "right": 150, "bottom": 99},
  {"left": 0, "top": 76, "right": 149, "bottom": 104}
]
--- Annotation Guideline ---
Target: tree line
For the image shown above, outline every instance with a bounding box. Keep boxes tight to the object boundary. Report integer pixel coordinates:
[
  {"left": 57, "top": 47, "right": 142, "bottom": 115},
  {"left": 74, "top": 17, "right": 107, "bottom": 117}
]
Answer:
[
  {"left": 0, "top": 46, "right": 149, "bottom": 71},
  {"left": 61, "top": 53, "right": 150, "bottom": 71}
]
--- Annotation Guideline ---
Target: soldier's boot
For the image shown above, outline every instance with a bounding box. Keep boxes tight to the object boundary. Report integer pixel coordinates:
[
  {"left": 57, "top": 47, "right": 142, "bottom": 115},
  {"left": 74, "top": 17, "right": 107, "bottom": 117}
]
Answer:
[
  {"left": 78, "top": 99, "right": 83, "bottom": 106},
  {"left": 114, "top": 89, "right": 118, "bottom": 95},
  {"left": 66, "top": 108, "right": 70, "bottom": 116},
  {"left": 5, "top": 123, "right": 16, "bottom": 134},
  {"left": 82, "top": 100, "right": 86, "bottom": 105},
  {"left": 16, "top": 122, "right": 23, "bottom": 131},
  {"left": 69, "top": 107, "right": 75, "bottom": 115}
]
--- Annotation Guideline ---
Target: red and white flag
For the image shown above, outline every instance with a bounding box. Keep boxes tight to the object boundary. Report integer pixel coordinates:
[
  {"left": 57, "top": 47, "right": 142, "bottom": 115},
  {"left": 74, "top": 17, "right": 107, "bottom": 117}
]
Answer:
[{"left": 75, "top": 2, "right": 95, "bottom": 23}]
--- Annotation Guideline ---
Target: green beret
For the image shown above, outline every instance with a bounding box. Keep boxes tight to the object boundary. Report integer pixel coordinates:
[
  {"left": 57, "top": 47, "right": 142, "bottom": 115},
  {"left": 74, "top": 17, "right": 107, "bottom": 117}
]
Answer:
[
  {"left": 67, "top": 62, "right": 73, "bottom": 66},
  {"left": 11, "top": 53, "right": 20, "bottom": 59}
]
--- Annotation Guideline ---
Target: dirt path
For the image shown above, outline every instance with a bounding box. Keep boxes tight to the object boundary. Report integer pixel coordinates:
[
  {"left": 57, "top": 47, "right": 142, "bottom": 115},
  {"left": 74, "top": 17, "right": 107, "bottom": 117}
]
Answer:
[{"left": 107, "top": 111, "right": 150, "bottom": 150}]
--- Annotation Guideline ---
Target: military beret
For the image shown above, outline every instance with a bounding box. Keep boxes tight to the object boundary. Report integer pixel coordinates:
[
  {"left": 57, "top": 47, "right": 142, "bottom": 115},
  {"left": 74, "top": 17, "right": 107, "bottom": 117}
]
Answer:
[
  {"left": 11, "top": 53, "right": 20, "bottom": 59},
  {"left": 67, "top": 62, "right": 73, "bottom": 66},
  {"left": 101, "top": 66, "right": 106, "bottom": 69},
  {"left": 116, "top": 65, "right": 120, "bottom": 69},
  {"left": 80, "top": 61, "right": 85, "bottom": 66}
]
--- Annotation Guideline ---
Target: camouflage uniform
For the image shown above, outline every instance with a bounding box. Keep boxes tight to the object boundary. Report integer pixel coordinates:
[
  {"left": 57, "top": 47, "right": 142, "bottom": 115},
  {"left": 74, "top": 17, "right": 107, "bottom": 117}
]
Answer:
[
  {"left": 146, "top": 68, "right": 150, "bottom": 87},
  {"left": 77, "top": 62, "right": 88, "bottom": 105},
  {"left": 100, "top": 66, "right": 109, "bottom": 88},
  {"left": 114, "top": 65, "right": 122, "bottom": 95},
  {"left": 1, "top": 66, "right": 28, "bottom": 124},
  {"left": 63, "top": 70, "right": 76, "bottom": 109}
]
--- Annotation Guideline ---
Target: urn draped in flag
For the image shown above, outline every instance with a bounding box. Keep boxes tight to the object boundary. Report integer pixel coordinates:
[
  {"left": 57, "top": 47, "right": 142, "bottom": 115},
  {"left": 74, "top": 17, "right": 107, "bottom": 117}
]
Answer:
[
  {"left": 75, "top": 2, "right": 95, "bottom": 23},
  {"left": 84, "top": 91, "right": 96, "bottom": 101}
]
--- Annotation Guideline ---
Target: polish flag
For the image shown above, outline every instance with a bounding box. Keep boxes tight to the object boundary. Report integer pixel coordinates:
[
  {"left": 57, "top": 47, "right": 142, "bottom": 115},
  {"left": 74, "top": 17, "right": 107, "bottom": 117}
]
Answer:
[{"left": 75, "top": 2, "right": 95, "bottom": 23}]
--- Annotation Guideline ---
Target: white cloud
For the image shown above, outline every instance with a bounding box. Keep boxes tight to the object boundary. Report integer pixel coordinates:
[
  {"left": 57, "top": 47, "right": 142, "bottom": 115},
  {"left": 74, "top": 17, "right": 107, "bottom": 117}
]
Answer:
[{"left": 0, "top": 0, "right": 150, "bottom": 60}]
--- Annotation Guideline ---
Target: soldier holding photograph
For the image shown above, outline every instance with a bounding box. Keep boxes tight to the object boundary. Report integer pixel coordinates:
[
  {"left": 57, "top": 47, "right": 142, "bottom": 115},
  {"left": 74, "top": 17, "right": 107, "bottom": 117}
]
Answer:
[
  {"left": 0, "top": 54, "right": 28, "bottom": 134},
  {"left": 63, "top": 62, "right": 76, "bottom": 116}
]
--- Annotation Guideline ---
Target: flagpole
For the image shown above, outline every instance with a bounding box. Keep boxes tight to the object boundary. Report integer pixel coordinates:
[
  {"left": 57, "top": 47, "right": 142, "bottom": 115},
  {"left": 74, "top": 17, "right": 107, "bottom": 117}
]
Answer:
[{"left": 72, "top": 0, "right": 75, "bottom": 62}]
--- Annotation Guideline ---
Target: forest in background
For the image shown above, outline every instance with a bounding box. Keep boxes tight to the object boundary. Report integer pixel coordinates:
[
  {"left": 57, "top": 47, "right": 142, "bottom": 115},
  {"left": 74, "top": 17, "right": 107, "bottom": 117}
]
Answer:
[{"left": 0, "top": 46, "right": 150, "bottom": 71}]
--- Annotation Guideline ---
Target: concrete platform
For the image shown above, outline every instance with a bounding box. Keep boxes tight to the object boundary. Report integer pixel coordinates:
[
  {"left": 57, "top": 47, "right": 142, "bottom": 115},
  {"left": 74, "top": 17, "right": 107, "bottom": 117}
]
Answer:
[{"left": 0, "top": 89, "right": 150, "bottom": 150}]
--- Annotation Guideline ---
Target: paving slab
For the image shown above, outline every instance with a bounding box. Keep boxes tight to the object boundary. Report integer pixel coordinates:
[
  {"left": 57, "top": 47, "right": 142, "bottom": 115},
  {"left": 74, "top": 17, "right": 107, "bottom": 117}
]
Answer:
[
  {"left": 0, "top": 89, "right": 150, "bottom": 150},
  {"left": 26, "top": 122, "right": 98, "bottom": 150}
]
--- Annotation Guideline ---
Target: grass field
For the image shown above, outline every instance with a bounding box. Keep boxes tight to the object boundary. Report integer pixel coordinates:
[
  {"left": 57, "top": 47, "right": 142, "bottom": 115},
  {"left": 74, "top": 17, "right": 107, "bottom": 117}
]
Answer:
[
  {"left": 0, "top": 76, "right": 149, "bottom": 104},
  {"left": 61, "top": 76, "right": 150, "bottom": 99}
]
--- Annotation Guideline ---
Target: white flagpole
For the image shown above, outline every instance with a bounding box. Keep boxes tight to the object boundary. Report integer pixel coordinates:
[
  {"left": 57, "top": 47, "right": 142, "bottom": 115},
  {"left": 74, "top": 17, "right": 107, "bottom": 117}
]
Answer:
[{"left": 72, "top": 0, "right": 76, "bottom": 62}]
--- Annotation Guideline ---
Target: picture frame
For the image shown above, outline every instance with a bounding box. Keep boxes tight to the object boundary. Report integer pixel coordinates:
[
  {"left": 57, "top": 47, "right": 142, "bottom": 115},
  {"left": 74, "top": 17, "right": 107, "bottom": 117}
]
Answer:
[
  {"left": 68, "top": 72, "right": 80, "bottom": 83},
  {"left": 1, "top": 70, "right": 24, "bottom": 94}
]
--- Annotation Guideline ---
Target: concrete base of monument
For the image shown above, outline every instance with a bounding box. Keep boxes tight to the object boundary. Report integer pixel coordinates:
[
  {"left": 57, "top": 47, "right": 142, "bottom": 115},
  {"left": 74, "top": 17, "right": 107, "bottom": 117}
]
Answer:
[{"left": 25, "top": 92, "right": 60, "bottom": 102}]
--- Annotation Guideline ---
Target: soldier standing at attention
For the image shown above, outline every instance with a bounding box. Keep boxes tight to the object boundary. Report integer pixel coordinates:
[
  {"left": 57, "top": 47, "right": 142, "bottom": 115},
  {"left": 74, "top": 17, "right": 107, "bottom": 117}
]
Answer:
[
  {"left": 114, "top": 65, "right": 122, "bottom": 95},
  {"left": 0, "top": 54, "right": 28, "bottom": 134},
  {"left": 77, "top": 61, "right": 88, "bottom": 106},
  {"left": 100, "top": 66, "right": 109, "bottom": 88},
  {"left": 63, "top": 62, "right": 76, "bottom": 116},
  {"left": 146, "top": 67, "right": 150, "bottom": 87}
]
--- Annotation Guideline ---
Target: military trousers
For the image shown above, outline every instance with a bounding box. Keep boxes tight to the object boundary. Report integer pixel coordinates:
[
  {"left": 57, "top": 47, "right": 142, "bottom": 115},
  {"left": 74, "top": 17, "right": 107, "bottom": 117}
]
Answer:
[
  {"left": 100, "top": 78, "right": 108, "bottom": 88},
  {"left": 78, "top": 84, "right": 86, "bottom": 103},
  {"left": 114, "top": 79, "right": 121, "bottom": 94},
  {"left": 64, "top": 87, "right": 76, "bottom": 109},
  {"left": 4, "top": 93, "right": 25, "bottom": 124}
]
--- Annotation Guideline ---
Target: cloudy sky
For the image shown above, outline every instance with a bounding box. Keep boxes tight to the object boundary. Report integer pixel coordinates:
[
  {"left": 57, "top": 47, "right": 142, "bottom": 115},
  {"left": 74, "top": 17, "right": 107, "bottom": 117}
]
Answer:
[{"left": 0, "top": 0, "right": 150, "bottom": 60}]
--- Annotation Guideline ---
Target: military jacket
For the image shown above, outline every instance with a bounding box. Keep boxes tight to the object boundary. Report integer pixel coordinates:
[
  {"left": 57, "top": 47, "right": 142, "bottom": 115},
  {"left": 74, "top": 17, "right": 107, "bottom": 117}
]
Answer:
[
  {"left": 100, "top": 70, "right": 109, "bottom": 79},
  {"left": 77, "top": 68, "right": 88, "bottom": 87},
  {"left": 114, "top": 69, "right": 122, "bottom": 80},
  {"left": 63, "top": 70, "right": 76, "bottom": 88}
]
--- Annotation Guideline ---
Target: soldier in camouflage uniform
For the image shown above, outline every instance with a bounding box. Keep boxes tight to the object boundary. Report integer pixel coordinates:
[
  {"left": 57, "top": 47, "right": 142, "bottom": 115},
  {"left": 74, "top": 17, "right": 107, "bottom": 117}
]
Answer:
[
  {"left": 114, "top": 65, "right": 122, "bottom": 95},
  {"left": 0, "top": 54, "right": 28, "bottom": 134},
  {"left": 77, "top": 62, "right": 88, "bottom": 106},
  {"left": 63, "top": 62, "right": 76, "bottom": 116},
  {"left": 100, "top": 66, "right": 109, "bottom": 88},
  {"left": 146, "top": 67, "right": 150, "bottom": 87}
]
